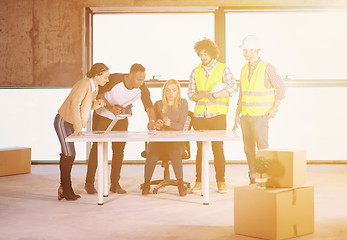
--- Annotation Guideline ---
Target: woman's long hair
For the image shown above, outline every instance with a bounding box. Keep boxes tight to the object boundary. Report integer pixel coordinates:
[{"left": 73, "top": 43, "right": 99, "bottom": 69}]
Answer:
[{"left": 162, "top": 79, "right": 181, "bottom": 113}]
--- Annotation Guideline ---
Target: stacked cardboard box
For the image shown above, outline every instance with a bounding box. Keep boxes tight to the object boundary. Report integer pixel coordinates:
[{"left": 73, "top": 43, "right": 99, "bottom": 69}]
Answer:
[
  {"left": 234, "top": 149, "right": 314, "bottom": 240},
  {"left": 258, "top": 149, "right": 307, "bottom": 188},
  {"left": 0, "top": 147, "right": 31, "bottom": 177}
]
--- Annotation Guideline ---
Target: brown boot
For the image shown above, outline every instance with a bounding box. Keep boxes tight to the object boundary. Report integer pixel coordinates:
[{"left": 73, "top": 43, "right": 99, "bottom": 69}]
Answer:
[
  {"left": 59, "top": 154, "right": 78, "bottom": 201},
  {"left": 58, "top": 185, "right": 64, "bottom": 200}
]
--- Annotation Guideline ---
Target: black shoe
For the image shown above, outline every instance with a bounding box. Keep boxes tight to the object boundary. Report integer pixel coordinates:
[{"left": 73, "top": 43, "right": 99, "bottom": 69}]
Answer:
[
  {"left": 141, "top": 180, "right": 150, "bottom": 195},
  {"left": 84, "top": 183, "right": 97, "bottom": 194},
  {"left": 110, "top": 183, "right": 127, "bottom": 194}
]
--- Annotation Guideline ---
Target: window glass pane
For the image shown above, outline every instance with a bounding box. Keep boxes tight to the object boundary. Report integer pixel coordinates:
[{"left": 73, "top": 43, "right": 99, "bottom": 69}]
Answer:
[
  {"left": 226, "top": 11, "right": 347, "bottom": 80},
  {"left": 1, "top": 87, "right": 345, "bottom": 161},
  {"left": 93, "top": 13, "right": 214, "bottom": 80}
]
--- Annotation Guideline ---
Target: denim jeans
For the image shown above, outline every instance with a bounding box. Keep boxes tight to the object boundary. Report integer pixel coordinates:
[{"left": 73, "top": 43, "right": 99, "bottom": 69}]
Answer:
[{"left": 240, "top": 114, "right": 269, "bottom": 177}]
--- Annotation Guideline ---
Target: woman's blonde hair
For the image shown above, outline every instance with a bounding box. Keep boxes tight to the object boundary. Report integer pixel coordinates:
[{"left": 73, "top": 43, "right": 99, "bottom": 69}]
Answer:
[{"left": 162, "top": 79, "right": 181, "bottom": 113}]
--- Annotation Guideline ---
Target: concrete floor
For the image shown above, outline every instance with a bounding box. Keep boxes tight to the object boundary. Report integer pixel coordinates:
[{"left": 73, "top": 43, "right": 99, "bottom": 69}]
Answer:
[{"left": 0, "top": 164, "right": 347, "bottom": 240}]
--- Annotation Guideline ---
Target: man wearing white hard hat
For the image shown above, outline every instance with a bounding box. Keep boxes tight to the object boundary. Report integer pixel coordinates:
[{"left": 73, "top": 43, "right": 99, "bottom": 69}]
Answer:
[
  {"left": 188, "top": 39, "right": 238, "bottom": 193},
  {"left": 233, "top": 35, "right": 286, "bottom": 184}
]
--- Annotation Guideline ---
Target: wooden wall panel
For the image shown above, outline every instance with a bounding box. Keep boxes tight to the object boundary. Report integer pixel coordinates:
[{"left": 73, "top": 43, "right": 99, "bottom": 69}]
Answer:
[
  {"left": 0, "top": 0, "right": 33, "bottom": 86},
  {"left": 32, "top": 0, "right": 84, "bottom": 87},
  {"left": 0, "top": 0, "right": 83, "bottom": 87}
]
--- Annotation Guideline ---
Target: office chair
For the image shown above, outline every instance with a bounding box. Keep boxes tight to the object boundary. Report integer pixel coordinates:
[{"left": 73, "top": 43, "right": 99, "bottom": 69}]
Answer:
[{"left": 141, "top": 111, "right": 193, "bottom": 194}]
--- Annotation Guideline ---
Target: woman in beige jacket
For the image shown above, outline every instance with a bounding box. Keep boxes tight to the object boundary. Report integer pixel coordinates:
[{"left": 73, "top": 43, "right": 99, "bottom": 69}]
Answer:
[{"left": 54, "top": 63, "right": 109, "bottom": 201}]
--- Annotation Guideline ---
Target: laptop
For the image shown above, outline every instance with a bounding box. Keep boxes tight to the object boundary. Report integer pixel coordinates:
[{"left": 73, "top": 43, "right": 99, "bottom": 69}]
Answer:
[
  {"left": 103, "top": 104, "right": 133, "bottom": 134},
  {"left": 103, "top": 114, "right": 131, "bottom": 134}
]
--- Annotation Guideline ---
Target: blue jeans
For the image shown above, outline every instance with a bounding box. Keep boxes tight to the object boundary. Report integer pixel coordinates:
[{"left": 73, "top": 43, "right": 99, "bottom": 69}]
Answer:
[{"left": 240, "top": 115, "right": 269, "bottom": 177}]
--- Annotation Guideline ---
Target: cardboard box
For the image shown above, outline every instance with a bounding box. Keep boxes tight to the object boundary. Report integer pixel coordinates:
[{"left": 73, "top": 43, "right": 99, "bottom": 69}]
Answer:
[
  {"left": 0, "top": 147, "right": 31, "bottom": 177},
  {"left": 257, "top": 149, "right": 306, "bottom": 188},
  {"left": 234, "top": 185, "right": 314, "bottom": 240}
]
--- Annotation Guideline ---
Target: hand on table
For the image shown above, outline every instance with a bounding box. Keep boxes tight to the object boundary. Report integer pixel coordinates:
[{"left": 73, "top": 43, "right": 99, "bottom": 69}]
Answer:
[{"left": 73, "top": 130, "right": 84, "bottom": 136}]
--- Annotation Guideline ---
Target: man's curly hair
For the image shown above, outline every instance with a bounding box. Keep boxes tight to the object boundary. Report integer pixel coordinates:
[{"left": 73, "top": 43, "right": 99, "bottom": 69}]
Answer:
[{"left": 194, "top": 39, "right": 220, "bottom": 59}]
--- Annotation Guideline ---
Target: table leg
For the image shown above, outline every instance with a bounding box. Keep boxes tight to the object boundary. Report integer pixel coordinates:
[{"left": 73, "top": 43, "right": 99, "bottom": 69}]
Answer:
[
  {"left": 103, "top": 142, "right": 108, "bottom": 197},
  {"left": 97, "top": 142, "right": 104, "bottom": 205},
  {"left": 201, "top": 141, "right": 209, "bottom": 205}
]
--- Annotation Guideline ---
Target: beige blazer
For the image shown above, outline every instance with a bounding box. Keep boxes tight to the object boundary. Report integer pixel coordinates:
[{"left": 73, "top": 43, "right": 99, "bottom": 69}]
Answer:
[{"left": 58, "top": 78, "right": 98, "bottom": 131}]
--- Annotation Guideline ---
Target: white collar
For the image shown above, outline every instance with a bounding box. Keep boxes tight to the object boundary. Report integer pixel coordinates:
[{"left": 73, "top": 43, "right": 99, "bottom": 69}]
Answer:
[{"left": 90, "top": 78, "right": 97, "bottom": 92}]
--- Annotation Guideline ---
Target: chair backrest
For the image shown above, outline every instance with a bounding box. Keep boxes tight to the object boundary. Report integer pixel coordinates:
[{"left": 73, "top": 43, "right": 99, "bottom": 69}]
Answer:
[
  {"left": 181, "top": 111, "right": 193, "bottom": 159},
  {"left": 183, "top": 111, "right": 194, "bottom": 131},
  {"left": 141, "top": 111, "right": 193, "bottom": 160}
]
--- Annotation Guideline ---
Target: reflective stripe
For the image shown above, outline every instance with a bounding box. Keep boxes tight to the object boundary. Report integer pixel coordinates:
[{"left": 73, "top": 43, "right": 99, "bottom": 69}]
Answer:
[
  {"left": 241, "top": 101, "right": 274, "bottom": 107},
  {"left": 194, "top": 62, "right": 229, "bottom": 115},
  {"left": 196, "top": 101, "right": 229, "bottom": 107},
  {"left": 240, "top": 61, "right": 275, "bottom": 116},
  {"left": 242, "top": 89, "right": 275, "bottom": 96}
]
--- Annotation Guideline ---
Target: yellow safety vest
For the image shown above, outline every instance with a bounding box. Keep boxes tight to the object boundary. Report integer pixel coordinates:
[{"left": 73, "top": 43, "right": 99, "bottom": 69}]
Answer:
[
  {"left": 241, "top": 61, "right": 275, "bottom": 116},
  {"left": 194, "top": 62, "right": 229, "bottom": 115}
]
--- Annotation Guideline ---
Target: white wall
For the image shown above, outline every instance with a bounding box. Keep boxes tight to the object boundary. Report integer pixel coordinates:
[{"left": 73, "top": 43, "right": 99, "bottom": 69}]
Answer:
[{"left": 1, "top": 86, "right": 346, "bottom": 161}]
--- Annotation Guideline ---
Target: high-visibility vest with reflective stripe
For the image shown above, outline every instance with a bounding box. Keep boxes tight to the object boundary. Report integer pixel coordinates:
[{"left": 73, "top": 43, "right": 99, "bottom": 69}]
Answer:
[
  {"left": 194, "top": 62, "right": 229, "bottom": 115},
  {"left": 241, "top": 61, "right": 275, "bottom": 116}
]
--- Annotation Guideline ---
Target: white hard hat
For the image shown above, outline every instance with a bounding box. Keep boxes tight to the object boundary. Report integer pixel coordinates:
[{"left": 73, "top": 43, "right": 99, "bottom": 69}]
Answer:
[{"left": 239, "top": 35, "right": 261, "bottom": 50}]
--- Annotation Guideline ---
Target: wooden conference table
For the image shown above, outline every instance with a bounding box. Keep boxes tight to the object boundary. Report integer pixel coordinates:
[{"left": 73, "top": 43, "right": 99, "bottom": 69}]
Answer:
[{"left": 66, "top": 130, "right": 240, "bottom": 205}]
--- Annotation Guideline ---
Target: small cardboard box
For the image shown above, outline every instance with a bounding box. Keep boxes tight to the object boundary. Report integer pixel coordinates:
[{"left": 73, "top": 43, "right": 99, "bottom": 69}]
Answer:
[
  {"left": 234, "top": 185, "right": 314, "bottom": 240},
  {"left": 0, "top": 147, "right": 31, "bottom": 177},
  {"left": 257, "top": 149, "right": 306, "bottom": 188}
]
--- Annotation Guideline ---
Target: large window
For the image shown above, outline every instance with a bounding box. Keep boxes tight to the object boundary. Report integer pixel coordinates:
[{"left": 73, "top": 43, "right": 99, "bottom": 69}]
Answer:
[
  {"left": 91, "top": 10, "right": 347, "bottom": 162},
  {"left": 3, "top": 10, "right": 346, "bottom": 162},
  {"left": 93, "top": 13, "right": 214, "bottom": 80},
  {"left": 226, "top": 11, "right": 347, "bottom": 80}
]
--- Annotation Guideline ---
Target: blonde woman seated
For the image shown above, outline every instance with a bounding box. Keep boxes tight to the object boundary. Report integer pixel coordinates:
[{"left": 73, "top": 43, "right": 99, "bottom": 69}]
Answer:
[{"left": 141, "top": 79, "right": 188, "bottom": 196}]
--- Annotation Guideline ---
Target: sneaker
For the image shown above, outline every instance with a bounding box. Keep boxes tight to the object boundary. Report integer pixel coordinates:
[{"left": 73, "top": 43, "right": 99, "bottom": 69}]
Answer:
[
  {"left": 217, "top": 182, "right": 227, "bottom": 194},
  {"left": 190, "top": 182, "right": 201, "bottom": 193},
  {"left": 110, "top": 183, "right": 127, "bottom": 194},
  {"left": 84, "top": 183, "right": 97, "bottom": 194}
]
